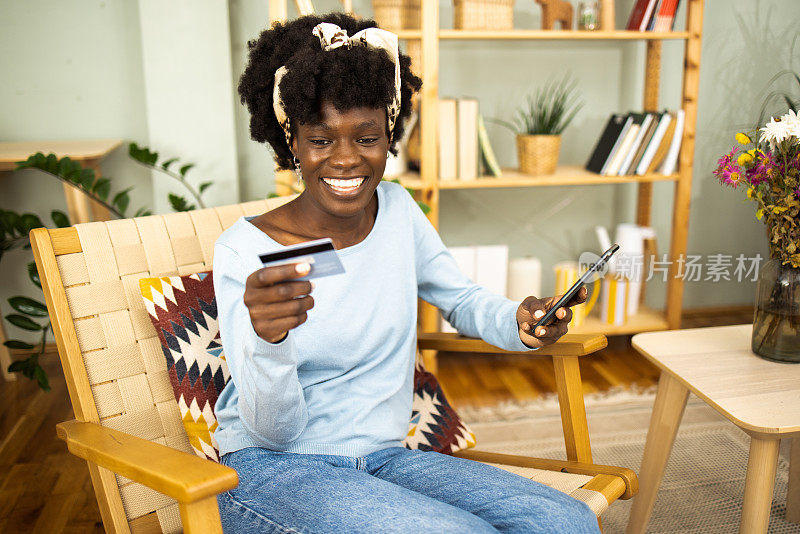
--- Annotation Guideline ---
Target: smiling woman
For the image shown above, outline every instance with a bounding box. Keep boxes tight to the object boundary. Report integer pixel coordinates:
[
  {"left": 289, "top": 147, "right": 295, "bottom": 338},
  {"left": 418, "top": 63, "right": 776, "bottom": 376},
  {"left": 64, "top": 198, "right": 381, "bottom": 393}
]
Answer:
[{"left": 213, "top": 11, "right": 593, "bottom": 534}]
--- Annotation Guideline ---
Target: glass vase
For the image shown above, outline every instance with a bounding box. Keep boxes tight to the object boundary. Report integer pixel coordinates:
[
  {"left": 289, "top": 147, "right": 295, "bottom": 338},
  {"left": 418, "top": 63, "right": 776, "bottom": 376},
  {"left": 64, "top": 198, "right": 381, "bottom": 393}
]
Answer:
[{"left": 751, "top": 258, "right": 800, "bottom": 363}]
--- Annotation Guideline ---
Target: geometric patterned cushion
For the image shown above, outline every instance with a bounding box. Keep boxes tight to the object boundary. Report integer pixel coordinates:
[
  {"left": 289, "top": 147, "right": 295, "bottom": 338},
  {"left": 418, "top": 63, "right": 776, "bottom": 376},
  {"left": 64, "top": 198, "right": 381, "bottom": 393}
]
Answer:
[
  {"left": 139, "top": 272, "right": 228, "bottom": 462},
  {"left": 405, "top": 362, "right": 476, "bottom": 454},
  {"left": 139, "top": 271, "right": 476, "bottom": 462}
]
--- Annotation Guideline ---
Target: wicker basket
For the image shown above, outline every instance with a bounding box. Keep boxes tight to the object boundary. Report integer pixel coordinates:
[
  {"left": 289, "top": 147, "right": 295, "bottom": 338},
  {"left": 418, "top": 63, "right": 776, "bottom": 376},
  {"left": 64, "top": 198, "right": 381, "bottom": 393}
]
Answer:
[
  {"left": 372, "top": 0, "right": 420, "bottom": 31},
  {"left": 516, "top": 135, "right": 561, "bottom": 175},
  {"left": 454, "top": 0, "right": 514, "bottom": 31}
]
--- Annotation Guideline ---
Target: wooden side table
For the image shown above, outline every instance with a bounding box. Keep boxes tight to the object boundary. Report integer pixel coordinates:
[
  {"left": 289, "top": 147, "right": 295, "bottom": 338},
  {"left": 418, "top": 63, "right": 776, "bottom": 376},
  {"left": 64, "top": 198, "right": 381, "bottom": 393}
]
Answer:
[
  {"left": 0, "top": 139, "right": 121, "bottom": 380},
  {"left": 626, "top": 324, "right": 800, "bottom": 534}
]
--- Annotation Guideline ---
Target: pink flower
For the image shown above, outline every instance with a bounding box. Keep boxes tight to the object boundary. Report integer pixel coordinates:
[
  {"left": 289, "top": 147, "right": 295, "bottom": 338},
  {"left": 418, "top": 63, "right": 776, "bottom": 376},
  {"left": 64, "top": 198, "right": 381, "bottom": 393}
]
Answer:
[
  {"left": 720, "top": 163, "right": 744, "bottom": 188},
  {"left": 746, "top": 163, "right": 768, "bottom": 186},
  {"left": 795, "top": 186, "right": 800, "bottom": 201}
]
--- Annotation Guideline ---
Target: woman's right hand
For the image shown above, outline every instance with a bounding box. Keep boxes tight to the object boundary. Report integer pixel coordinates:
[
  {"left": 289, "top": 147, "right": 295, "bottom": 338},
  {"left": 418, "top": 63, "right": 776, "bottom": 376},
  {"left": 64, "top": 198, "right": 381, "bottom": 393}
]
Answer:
[{"left": 244, "top": 262, "right": 315, "bottom": 343}]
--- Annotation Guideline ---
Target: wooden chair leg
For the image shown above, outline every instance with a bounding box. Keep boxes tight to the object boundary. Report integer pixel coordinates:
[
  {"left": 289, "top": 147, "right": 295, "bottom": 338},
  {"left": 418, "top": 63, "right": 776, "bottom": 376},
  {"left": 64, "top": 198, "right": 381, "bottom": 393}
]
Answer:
[
  {"left": 553, "top": 355, "right": 592, "bottom": 463},
  {"left": 740, "top": 437, "right": 780, "bottom": 534},
  {"left": 180, "top": 496, "right": 224, "bottom": 534},
  {"left": 626, "top": 372, "right": 688, "bottom": 534},
  {"left": 787, "top": 436, "right": 800, "bottom": 524}
]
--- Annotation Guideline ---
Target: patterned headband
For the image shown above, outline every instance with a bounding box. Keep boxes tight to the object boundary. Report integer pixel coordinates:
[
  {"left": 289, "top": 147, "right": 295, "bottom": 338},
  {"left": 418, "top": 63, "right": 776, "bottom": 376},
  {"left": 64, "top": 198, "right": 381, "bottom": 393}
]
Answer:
[{"left": 273, "top": 22, "right": 402, "bottom": 152}]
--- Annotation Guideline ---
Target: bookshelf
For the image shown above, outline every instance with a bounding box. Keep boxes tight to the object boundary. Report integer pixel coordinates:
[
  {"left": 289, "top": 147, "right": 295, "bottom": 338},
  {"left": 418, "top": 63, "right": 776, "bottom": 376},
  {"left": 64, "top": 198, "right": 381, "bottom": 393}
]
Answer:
[{"left": 268, "top": 0, "right": 705, "bottom": 360}]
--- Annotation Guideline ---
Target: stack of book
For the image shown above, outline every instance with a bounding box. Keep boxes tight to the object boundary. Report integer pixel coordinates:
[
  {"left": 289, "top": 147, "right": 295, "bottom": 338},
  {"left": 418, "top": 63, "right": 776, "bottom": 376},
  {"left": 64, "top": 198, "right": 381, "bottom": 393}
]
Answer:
[
  {"left": 585, "top": 110, "right": 684, "bottom": 176},
  {"left": 626, "top": 0, "right": 682, "bottom": 32},
  {"left": 439, "top": 98, "right": 502, "bottom": 181}
]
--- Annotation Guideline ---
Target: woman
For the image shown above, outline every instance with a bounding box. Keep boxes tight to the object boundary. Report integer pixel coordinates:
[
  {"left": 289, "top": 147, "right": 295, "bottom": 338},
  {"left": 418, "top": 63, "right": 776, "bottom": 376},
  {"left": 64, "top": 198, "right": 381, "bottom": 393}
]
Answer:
[{"left": 213, "top": 12, "right": 596, "bottom": 533}]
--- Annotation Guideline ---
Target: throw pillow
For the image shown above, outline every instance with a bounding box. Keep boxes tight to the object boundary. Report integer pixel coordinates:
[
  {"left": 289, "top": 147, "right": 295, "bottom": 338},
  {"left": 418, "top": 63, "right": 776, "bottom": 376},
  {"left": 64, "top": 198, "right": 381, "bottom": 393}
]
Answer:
[{"left": 139, "top": 272, "right": 476, "bottom": 462}]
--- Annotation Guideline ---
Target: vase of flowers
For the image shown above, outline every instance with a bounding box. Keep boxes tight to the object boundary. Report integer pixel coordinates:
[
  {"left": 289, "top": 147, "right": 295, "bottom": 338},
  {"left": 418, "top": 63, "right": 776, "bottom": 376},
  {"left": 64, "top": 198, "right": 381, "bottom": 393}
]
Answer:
[
  {"left": 714, "top": 111, "right": 800, "bottom": 362},
  {"left": 494, "top": 75, "right": 583, "bottom": 176}
]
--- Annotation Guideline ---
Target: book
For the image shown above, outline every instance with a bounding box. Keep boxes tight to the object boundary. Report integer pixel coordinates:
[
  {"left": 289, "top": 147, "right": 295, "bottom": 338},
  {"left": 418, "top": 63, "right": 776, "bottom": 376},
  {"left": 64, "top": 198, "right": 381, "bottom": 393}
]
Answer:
[
  {"left": 626, "top": 0, "right": 659, "bottom": 31},
  {"left": 659, "top": 109, "right": 685, "bottom": 175},
  {"left": 457, "top": 98, "right": 479, "bottom": 181},
  {"left": 477, "top": 114, "right": 502, "bottom": 177},
  {"left": 653, "top": 0, "right": 679, "bottom": 32},
  {"left": 645, "top": 0, "right": 662, "bottom": 30},
  {"left": 670, "top": 0, "right": 683, "bottom": 30},
  {"left": 606, "top": 113, "right": 646, "bottom": 176},
  {"left": 627, "top": 112, "right": 662, "bottom": 175},
  {"left": 619, "top": 113, "right": 654, "bottom": 175},
  {"left": 586, "top": 114, "right": 631, "bottom": 174},
  {"left": 635, "top": 111, "right": 672, "bottom": 175},
  {"left": 645, "top": 112, "right": 677, "bottom": 174},
  {"left": 438, "top": 98, "right": 458, "bottom": 181}
]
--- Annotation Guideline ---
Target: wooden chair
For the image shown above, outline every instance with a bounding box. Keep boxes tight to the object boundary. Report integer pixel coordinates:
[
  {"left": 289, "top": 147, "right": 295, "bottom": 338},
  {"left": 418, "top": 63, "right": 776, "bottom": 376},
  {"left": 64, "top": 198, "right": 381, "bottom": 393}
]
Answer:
[{"left": 30, "top": 196, "right": 637, "bottom": 533}]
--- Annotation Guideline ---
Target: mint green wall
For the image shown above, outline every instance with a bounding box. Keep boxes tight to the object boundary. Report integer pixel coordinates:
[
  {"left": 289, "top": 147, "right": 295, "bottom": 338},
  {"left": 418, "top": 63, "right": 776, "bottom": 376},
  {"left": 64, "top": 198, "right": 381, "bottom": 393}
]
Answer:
[{"left": 1, "top": 0, "right": 799, "bottom": 338}]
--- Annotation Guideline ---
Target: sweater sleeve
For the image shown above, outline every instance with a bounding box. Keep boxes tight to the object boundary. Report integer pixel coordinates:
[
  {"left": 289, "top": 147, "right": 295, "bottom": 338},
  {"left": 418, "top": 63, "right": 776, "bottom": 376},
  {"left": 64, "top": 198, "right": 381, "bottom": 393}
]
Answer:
[
  {"left": 408, "top": 198, "right": 538, "bottom": 352},
  {"left": 213, "top": 242, "right": 309, "bottom": 448}
]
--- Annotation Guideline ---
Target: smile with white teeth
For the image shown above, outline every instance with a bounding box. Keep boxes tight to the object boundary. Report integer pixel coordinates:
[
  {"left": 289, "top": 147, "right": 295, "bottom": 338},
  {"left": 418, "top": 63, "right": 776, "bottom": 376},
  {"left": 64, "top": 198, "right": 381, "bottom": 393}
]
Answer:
[{"left": 322, "top": 176, "right": 366, "bottom": 192}]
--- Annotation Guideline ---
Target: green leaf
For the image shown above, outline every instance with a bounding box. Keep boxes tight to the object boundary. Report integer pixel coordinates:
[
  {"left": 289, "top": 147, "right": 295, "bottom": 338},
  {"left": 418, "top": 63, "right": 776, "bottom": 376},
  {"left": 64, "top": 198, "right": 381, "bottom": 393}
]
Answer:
[
  {"left": 161, "top": 157, "right": 179, "bottom": 171},
  {"left": 34, "top": 365, "right": 51, "bottom": 391},
  {"left": 20, "top": 213, "right": 44, "bottom": 233},
  {"left": 416, "top": 201, "right": 431, "bottom": 214},
  {"left": 92, "top": 178, "right": 111, "bottom": 200},
  {"left": 8, "top": 360, "right": 27, "bottom": 373},
  {"left": 179, "top": 164, "right": 195, "bottom": 177},
  {"left": 199, "top": 181, "right": 213, "bottom": 194},
  {"left": 0, "top": 211, "right": 19, "bottom": 236},
  {"left": 112, "top": 187, "right": 133, "bottom": 215},
  {"left": 134, "top": 207, "right": 152, "bottom": 217},
  {"left": 168, "top": 193, "right": 195, "bottom": 212},
  {"left": 51, "top": 210, "right": 70, "bottom": 228},
  {"left": 6, "top": 314, "right": 42, "bottom": 331},
  {"left": 267, "top": 192, "right": 280, "bottom": 199},
  {"left": 28, "top": 262, "right": 41, "bottom": 289},
  {"left": 77, "top": 168, "right": 96, "bottom": 189},
  {"left": 9, "top": 296, "right": 48, "bottom": 317},
  {"left": 4, "top": 340, "right": 35, "bottom": 350},
  {"left": 45, "top": 153, "right": 59, "bottom": 173}
]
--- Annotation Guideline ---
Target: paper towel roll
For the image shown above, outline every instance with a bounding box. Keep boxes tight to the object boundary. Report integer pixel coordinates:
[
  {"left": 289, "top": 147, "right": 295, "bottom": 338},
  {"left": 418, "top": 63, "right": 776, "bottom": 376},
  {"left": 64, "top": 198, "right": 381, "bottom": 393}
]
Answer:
[{"left": 508, "top": 257, "right": 541, "bottom": 301}]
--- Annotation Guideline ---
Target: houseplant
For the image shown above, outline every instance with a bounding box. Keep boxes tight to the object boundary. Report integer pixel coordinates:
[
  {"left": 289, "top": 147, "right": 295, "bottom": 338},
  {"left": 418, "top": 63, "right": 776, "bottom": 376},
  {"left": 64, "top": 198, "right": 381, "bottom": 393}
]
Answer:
[
  {"left": 494, "top": 75, "right": 583, "bottom": 176},
  {"left": 713, "top": 110, "right": 800, "bottom": 362}
]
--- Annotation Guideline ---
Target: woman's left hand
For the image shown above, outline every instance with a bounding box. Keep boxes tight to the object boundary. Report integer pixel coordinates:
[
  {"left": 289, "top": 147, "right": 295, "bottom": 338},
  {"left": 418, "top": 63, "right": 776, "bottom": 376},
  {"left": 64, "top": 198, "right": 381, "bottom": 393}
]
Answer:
[{"left": 516, "top": 286, "right": 588, "bottom": 349}]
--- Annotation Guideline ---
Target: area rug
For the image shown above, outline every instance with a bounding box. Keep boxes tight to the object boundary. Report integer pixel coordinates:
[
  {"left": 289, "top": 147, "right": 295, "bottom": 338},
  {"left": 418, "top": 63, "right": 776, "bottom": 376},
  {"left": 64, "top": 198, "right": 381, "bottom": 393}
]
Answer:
[{"left": 461, "top": 390, "right": 799, "bottom": 534}]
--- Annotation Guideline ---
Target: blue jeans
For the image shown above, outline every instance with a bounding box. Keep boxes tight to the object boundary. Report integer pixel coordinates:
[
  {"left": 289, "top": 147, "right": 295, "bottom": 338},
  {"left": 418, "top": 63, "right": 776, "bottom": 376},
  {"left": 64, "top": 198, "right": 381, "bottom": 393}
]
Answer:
[{"left": 218, "top": 446, "right": 600, "bottom": 533}]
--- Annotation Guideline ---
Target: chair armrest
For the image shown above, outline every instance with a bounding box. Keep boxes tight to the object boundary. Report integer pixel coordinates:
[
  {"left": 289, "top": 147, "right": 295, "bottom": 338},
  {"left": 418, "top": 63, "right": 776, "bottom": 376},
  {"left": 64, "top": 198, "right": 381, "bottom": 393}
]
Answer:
[
  {"left": 453, "top": 448, "right": 638, "bottom": 500},
  {"left": 417, "top": 332, "right": 607, "bottom": 357},
  {"left": 56, "top": 420, "right": 238, "bottom": 503}
]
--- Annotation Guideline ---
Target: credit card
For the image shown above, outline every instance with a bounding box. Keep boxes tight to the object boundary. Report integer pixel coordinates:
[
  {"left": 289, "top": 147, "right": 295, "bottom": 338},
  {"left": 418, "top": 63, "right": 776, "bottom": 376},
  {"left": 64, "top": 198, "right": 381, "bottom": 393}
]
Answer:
[{"left": 258, "top": 238, "right": 345, "bottom": 281}]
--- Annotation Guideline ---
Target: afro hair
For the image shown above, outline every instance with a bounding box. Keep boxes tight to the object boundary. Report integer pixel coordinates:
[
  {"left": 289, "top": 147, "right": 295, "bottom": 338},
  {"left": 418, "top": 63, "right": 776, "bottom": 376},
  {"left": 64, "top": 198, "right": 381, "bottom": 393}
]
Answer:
[{"left": 238, "top": 13, "right": 422, "bottom": 171}]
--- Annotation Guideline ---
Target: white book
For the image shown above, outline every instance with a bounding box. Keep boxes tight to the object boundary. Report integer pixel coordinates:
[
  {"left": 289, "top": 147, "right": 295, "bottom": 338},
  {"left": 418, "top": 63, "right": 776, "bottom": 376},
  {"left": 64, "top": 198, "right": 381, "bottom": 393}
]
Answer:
[
  {"left": 438, "top": 99, "right": 458, "bottom": 181},
  {"left": 618, "top": 114, "right": 653, "bottom": 175},
  {"left": 605, "top": 124, "right": 640, "bottom": 176},
  {"left": 659, "top": 109, "right": 685, "bottom": 175},
  {"left": 600, "top": 116, "right": 633, "bottom": 175},
  {"left": 440, "top": 246, "right": 477, "bottom": 332},
  {"left": 457, "top": 98, "right": 479, "bottom": 181},
  {"left": 635, "top": 112, "right": 672, "bottom": 175}
]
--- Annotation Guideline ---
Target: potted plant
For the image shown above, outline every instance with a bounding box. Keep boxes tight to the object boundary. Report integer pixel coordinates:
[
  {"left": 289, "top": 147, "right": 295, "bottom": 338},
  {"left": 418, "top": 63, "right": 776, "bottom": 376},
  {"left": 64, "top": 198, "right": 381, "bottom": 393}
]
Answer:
[
  {"left": 713, "top": 111, "right": 800, "bottom": 362},
  {"left": 494, "top": 75, "right": 583, "bottom": 176}
]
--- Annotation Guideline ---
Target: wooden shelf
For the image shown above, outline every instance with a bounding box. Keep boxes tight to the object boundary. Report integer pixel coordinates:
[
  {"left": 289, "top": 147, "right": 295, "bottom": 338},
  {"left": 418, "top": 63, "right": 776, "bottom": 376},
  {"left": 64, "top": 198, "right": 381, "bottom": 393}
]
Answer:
[
  {"left": 396, "top": 30, "right": 690, "bottom": 41},
  {"left": 571, "top": 306, "right": 669, "bottom": 336},
  {"left": 397, "top": 166, "right": 678, "bottom": 189}
]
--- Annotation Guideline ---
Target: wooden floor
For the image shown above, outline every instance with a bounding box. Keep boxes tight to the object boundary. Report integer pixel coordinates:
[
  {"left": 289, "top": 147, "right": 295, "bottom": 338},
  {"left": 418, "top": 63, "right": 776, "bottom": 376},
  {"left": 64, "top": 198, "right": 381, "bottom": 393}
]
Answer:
[{"left": 0, "top": 306, "right": 753, "bottom": 532}]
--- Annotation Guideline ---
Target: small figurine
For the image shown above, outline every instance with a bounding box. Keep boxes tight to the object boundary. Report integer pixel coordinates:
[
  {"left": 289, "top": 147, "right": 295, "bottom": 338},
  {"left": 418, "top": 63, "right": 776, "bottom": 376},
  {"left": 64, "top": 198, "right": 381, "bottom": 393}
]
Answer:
[{"left": 535, "top": 0, "right": 574, "bottom": 30}]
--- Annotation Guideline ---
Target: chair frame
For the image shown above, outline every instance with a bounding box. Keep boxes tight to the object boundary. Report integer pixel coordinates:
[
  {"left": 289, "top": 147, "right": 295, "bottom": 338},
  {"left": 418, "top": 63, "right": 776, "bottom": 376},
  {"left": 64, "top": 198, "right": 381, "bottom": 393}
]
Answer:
[{"left": 31, "top": 225, "right": 637, "bottom": 534}]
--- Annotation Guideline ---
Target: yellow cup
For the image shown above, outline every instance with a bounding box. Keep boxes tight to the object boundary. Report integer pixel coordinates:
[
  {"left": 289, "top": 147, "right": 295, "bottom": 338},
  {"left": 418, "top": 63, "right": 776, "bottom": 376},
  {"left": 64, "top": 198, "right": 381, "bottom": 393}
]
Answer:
[{"left": 553, "top": 261, "right": 600, "bottom": 329}]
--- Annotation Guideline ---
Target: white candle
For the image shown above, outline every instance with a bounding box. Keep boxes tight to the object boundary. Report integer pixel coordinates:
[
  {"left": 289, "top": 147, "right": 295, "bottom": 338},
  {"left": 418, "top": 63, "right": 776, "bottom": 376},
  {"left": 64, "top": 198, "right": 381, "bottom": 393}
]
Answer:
[{"left": 508, "top": 257, "right": 542, "bottom": 301}]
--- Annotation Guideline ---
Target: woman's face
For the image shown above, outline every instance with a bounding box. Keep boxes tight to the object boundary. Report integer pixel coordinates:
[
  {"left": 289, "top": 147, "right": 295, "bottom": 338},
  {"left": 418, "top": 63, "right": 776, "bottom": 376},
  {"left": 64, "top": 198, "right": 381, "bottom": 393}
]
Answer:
[{"left": 292, "top": 101, "right": 389, "bottom": 219}]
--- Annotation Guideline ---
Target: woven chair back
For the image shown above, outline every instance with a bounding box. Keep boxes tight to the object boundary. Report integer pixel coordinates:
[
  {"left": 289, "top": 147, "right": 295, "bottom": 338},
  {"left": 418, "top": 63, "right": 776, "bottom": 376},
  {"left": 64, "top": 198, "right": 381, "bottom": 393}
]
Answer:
[{"left": 48, "top": 197, "right": 293, "bottom": 532}]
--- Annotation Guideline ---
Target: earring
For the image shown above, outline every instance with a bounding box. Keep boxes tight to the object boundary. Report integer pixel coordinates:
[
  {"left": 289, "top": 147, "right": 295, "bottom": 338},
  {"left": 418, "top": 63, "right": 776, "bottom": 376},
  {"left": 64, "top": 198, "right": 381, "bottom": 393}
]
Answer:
[{"left": 292, "top": 156, "right": 302, "bottom": 180}]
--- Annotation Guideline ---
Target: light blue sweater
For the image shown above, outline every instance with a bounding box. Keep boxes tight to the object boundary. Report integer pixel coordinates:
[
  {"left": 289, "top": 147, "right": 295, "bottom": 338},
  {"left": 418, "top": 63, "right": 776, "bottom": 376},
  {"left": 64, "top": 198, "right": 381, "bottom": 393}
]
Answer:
[{"left": 212, "top": 181, "right": 536, "bottom": 458}]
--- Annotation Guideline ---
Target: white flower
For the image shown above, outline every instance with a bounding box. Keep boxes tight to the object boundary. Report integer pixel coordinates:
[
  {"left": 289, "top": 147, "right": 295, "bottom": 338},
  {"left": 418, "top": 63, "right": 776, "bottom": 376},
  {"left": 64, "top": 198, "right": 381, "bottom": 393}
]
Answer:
[
  {"left": 780, "top": 110, "right": 800, "bottom": 140},
  {"left": 760, "top": 116, "right": 791, "bottom": 146}
]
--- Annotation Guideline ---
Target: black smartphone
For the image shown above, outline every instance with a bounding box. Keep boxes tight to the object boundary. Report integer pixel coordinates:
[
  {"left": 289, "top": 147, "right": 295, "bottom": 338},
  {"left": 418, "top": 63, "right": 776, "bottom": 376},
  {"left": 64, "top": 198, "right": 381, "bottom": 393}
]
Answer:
[{"left": 533, "top": 244, "right": 620, "bottom": 330}]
